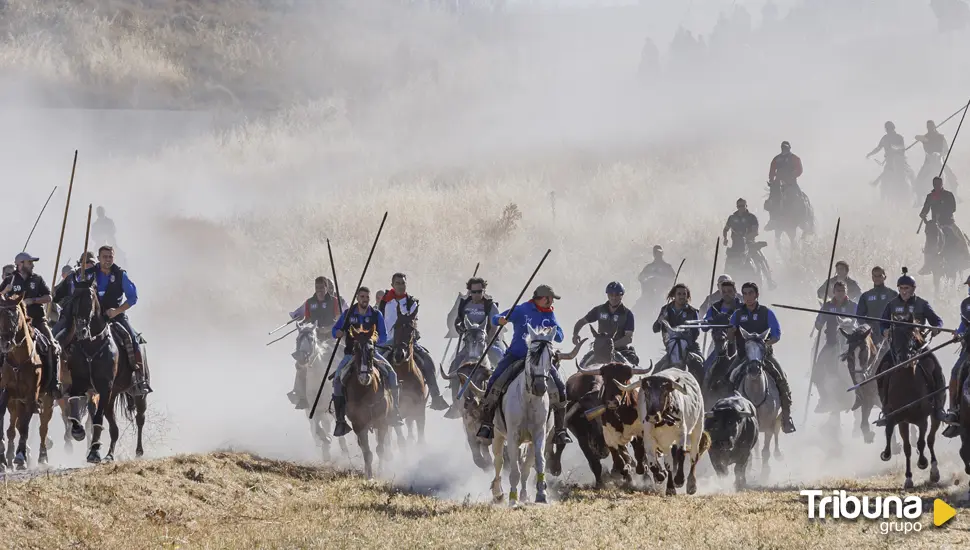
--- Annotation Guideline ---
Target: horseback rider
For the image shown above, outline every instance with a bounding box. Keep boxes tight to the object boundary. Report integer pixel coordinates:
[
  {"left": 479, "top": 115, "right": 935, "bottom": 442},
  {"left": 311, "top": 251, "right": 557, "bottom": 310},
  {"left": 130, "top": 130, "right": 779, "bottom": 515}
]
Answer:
[
  {"left": 48, "top": 264, "right": 74, "bottom": 324},
  {"left": 867, "top": 121, "right": 906, "bottom": 162},
  {"left": 856, "top": 266, "right": 898, "bottom": 349},
  {"left": 286, "top": 276, "right": 347, "bottom": 410},
  {"left": 76, "top": 246, "right": 150, "bottom": 395},
  {"left": 51, "top": 253, "right": 96, "bottom": 337},
  {"left": 766, "top": 141, "right": 813, "bottom": 234},
  {"left": 914, "top": 120, "right": 958, "bottom": 193},
  {"left": 700, "top": 274, "right": 734, "bottom": 317},
  {"left": 814, "top": 281, "right": 858, "bottom": 358},
  {"left": 816, "top": 260, "right": 863, "bottom": 302},
  {"left": 378, "top": 273, "right": 449, "bottom": 410},
  {"left": 0, "top": 252, "right": 58, "bottom": 395},
  {"left": 91, "top": 206, "right": 117, "bottom": 248},
  {"left": 653, "top": 283, "right": 700, "bottom": 359},
  {"left": 331, "top": 287, "right": 403, "bottom": 437},
  {"left": 728, "top": 282, "right": 797, "bottom": 433},
  {"left": 572, "top": 281, "right": 639, "bottom": 365},
  {"left": 702, "top": 276, "right": 741, "bottom": 371},
  {"left": 875, "top": 270, "right": 948, "bottom": 426},
  {"left": 475, "top": 284, "right": 572, "bottom": 446},
  {"left": 941, "top": 274, "right": 970, "bottom": 437},
  {"left": 451, "top": 277, "right": 505, "bottom": 370},
  {"left": 723, "top": 199, "right": 774, "bottom": 286},
  {"left": 638, "top": 245, "right": 676, "bottom": 298},
  {"left": 918, "top": 176, "right": 969, "bottom": 274}
]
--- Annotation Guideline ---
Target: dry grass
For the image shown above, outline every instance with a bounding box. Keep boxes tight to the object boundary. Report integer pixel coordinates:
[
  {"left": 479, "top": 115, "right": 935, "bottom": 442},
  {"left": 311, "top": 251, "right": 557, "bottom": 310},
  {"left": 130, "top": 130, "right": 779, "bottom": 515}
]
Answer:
[{"left": 0, "top": 452, "right": 966, "bottom": 549}]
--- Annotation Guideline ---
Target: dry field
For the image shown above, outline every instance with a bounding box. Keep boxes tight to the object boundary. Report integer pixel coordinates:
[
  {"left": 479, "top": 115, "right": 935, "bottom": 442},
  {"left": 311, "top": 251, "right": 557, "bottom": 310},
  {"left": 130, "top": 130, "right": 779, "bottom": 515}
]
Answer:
[{"left": 0, "top": 452, "right": 966, "bottom": 549}]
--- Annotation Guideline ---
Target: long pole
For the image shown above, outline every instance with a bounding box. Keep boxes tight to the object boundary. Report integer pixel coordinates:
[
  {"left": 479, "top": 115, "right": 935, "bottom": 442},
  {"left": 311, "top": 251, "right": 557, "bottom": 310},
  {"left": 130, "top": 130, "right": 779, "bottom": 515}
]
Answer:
[
  {"left": 672, "top": 258, "right": 686, "bottom": 286},
  {"left": 918, "top": 96, "right": 970, "bottom": 235},
  {"left": 446, "top": 249, "right": 551, "bottom": 418},
  {"left": 701, "top": 237, "right": 720, "bottom": 358},
  {"left": 22, "top": 186, "right": 58, "bottom": 252},
  {"left": 904, "top": 100, "right": 970, "bottom": 151},
  {"left": 802, "top": 217, "right": 840, "bottom": 427},
  {"left": 48, "top": 151, "right": 77, "bottom": 315},
  {"left": 81, "top": 204, "right": 93, "bottom": 277},
  {"left": 310, "top": 213, "right": 388, "bottom": 419}
]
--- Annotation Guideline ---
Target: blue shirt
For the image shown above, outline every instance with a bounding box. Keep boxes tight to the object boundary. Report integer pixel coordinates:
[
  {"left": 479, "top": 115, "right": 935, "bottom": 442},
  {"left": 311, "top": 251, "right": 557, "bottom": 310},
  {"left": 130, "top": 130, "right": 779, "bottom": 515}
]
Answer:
[
  {"left": 332, "top": 305, "right": 387, "bottom": 346},
  {"left": 703, "top": 296, "right": 743, "bottom": 332},
  {"left": 492, "top": 300, "right": 564, "bottom": 359},
  {"left": 729, "top": 304, "right": 781, "bottom": 340}
]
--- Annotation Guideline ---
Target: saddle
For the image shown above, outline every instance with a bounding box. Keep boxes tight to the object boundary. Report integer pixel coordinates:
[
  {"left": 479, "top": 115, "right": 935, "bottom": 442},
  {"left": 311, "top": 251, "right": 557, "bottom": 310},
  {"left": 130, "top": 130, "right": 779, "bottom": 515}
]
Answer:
[{"left": 491, "top": 359, "right": 560, "bottom": 405}]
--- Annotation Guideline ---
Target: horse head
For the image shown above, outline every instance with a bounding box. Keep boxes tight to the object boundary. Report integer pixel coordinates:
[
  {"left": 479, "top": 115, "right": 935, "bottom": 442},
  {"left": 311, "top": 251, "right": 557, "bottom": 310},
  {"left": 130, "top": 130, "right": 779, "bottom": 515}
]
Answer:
[
  {"left": 391, "top": 302, "right": 418, "bottom": 365},
  {"left": 349, "top": 325, "right": 377, "bottom": 387},
  {"left": 662, "top": 320, "right": 691, "bottom": 368},
  {"left": 0, "top": 294, "right": 26, "bottom": 354},
  {"left": 589, "top": 326, "right": 618, "bottom": 364},
  {"left": 71, "top": 281, "right": 104, "bottom": 342},
  {"left": 888, "top": 314, "right": 923, "bottom": 362},
  {"left": 458, "top": 316, "right": 487, "bottom": 365},
  {"left": 292, "top": 322, "right": 319, "bottom": 366}
]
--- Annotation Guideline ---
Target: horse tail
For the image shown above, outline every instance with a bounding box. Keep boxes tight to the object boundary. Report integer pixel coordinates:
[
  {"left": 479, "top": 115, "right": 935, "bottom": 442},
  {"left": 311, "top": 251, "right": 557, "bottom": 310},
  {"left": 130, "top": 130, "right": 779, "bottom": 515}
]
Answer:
[{"left": 116, "top": 391, "right": 137, "bottom": 423}]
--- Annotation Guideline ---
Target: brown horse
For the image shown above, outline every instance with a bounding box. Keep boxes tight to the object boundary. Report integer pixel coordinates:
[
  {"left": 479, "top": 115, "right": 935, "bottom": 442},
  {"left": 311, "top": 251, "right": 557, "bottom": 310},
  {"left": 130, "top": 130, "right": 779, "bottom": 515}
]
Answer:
[
  {"left": 0, "top": 296, "right": 55, "bottom": 470},
  {"left": 60, "top": 281, "right": 119, "bottom": 464},
  {"left": 876, "top": 324, "right": 941, "bottom": 489},
  {"left": 388, "top": 303, "right": 427, "bottom": 446},
  {"left": 104, "top": 325, "right": 148, "bottom": 460},
  {"left": 839, "top": 321, "right": 880, "bottom": 444},
  {"left": 344, "top": 325, "right": 392, "bottom": 479}
]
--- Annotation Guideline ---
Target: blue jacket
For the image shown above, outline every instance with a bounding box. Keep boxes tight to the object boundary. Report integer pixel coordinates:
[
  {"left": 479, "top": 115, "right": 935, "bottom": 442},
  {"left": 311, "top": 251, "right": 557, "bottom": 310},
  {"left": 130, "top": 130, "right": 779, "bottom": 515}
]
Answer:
[
  {"left": 332, "top": 306, "right": 387, "bottom": 346},
  {"left": 492, "top": 300, "right": 564, "bottom": 359}
]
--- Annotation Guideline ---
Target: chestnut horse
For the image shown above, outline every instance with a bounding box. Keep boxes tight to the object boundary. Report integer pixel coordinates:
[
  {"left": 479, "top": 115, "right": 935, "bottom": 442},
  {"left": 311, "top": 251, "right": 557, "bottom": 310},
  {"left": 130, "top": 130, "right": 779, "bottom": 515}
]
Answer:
[
  {"left": 344, "top": 325, "right": 392, "bottom": 479},
  {"left": 388, "top": 303, "right": 427, "bottom": 446}
]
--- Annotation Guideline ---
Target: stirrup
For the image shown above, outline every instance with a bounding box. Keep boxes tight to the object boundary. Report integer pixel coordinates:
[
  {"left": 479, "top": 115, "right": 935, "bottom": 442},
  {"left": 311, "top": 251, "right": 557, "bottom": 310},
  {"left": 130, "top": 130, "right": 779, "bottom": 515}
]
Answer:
[
  {"left": 873, "top": 413, "right": 889, "bottom": 427},
  {"left": 942, "top": 424, "right": 960, "bottom": 439},
  {"left": 334, "top": 421, "right": 352, "bottom": 437},
  {"left": 554, "top": 430, "right": 573, "bottom": 445},
  {"left": 476, "top": 424, "right": 494, "bottom": 440}
]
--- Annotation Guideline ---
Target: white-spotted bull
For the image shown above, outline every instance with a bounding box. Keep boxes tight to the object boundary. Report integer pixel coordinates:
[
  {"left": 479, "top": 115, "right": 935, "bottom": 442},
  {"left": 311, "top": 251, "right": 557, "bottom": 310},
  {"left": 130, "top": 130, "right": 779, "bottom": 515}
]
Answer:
[
  {"left": 617, "top": 368, "right": 710, "bottom": 496},
  {"left": 562, "top": 360, "right": 654, "bottom": 486},
  {"left": 704, "top": 392, "right": 759, "bottom": 490},
  {"left": 464, "top": 326, "right": 582, "bottom": 505}
]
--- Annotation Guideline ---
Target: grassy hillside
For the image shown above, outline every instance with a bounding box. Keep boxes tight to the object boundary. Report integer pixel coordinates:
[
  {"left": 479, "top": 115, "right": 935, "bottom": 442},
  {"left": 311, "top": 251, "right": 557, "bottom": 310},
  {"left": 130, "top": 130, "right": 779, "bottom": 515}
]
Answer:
[{"left": 0, "top": 452, "right": 966, "bottom": 549}]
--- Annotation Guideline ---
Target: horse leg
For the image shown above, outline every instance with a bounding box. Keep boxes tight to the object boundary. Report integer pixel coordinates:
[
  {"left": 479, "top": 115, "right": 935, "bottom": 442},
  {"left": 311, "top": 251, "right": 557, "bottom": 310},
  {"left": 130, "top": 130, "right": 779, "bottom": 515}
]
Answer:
[
  {"left": 15, "top": 402, "right": 31, "bottom": 470},
  {"left": 915, "top": 417, "right": 928, "bottom": 471},
  {"left": 103, "top": 396, "right": 119, "bottom": 462},
  {"left": 899, "top": 422, "right": 914, "bottom": 490},
  {"left": 376, "top": 424, "right": 389, "bottom": 478},
  {"left": 507, "top": 439, "right": 522, "bottom": 506},
  {"left": 928, "top": 416, "right": 941, "bottom": 484},
  {"left": 491, "top": 433, "right": 506, "bottom": 503},
  {"left": 6, "top": 405, "right": 17, "bottom": 466},
  {"left": 356, "top": 427, "right": 373, "bottom": 479},
  {"left": 86, "top": 378, "right": 111, "bottom": 464},
  {"left": 534, "top": 427, "right": 549, "bottom": 504},
  {"left": 135, "top": 395, "right": 147, "bottom": 458},
  {"left": 761, "top": 429, "right": 772, "bottom": 481},
  {"left": 861, "top": 401, "right": 875, "bottom": 444},
  {"left": 59, "top": 398, "right": 73, "bottom": 454},
  {"left": 38, "top": 395, "right": 53, "bottom": 466},
  {"left": 880, "top": 421, "right": 894, "bottom": 461},
  {"left": 417, "top": 408, "right": 426, "bottom": 445}
]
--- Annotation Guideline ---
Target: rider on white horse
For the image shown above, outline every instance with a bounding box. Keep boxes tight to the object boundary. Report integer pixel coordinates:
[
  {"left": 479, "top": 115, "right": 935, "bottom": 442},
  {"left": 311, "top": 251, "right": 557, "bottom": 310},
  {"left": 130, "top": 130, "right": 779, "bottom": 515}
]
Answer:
[{"left": 287, "top": 276, "right": 347, "bottom": 409}]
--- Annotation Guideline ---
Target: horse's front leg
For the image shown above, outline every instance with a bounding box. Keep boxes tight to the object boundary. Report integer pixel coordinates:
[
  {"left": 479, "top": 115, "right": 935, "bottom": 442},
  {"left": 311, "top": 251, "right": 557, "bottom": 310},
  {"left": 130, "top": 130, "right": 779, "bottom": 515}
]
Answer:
[
  {"left": 103, "top": 395, "right": 120, "bottom": 462},
  {"left": 38, "top": 394, "right": 53, "bottom": 466},
  {"left": 14, "top": 401, "right": 33, "bottom": 470}
]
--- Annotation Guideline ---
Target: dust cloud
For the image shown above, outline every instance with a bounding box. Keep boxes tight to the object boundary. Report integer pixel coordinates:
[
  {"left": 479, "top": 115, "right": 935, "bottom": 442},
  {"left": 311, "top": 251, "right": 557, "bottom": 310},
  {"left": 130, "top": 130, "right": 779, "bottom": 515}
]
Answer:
[{"left": 1, "top": 0, "right": 969, "bottom": 498}]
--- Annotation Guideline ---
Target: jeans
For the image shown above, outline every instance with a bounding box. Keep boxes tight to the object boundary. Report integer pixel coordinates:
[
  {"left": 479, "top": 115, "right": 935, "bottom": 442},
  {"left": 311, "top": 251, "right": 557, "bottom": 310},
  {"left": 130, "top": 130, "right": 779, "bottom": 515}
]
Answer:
[
  {"left": 485, "top": 353, "right": 566, "bottom": 400},
  {"left": 333, "top": 350, "right": 397, "bottom": 397}
]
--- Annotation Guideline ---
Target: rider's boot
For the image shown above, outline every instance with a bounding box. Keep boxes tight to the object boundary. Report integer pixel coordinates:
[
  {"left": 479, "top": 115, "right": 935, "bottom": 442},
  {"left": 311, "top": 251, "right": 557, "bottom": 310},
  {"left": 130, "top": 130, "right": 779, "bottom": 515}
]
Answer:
[
  {"left": 131, "top": 349, "right": 153, "bottom": 395},
  {"left": 388, "top": 387, "right": 405, "bottom": 427},
  {"left": 476, "top": 389, "right": 500, "bottom": 440},
  {"left": 290, "top": 370, "right": 309, "bottom": 410},
  {"left": 333, "top": 396, "right": 352, "bottom": 437},
  {"left": 553, "top": 403, "right": 573, "bottom": 446},
  {"left": 429, "top": 391, "right": 450, "bottom": 411}
]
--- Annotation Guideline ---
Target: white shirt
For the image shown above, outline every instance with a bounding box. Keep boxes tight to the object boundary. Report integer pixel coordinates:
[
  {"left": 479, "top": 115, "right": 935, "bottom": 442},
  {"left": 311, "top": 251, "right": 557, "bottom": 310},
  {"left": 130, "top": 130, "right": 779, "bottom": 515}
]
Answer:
[{"left": 382, "top": 295, "right": 418, "bottom": 343}]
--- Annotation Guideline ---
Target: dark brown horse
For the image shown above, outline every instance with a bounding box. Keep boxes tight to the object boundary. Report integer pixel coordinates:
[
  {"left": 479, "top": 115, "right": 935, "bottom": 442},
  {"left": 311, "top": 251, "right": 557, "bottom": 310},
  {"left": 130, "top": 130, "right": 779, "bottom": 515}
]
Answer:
[
  {"left": 104, "top": 326, "right": 148, "bottom": 460},
  {"left": 839, "top": 321, "right": 880, "bottom": 444},
  {"left": 0, "top": 296, "right": 55, "bottom": 470},
  {"left": 388, "top": 303, "right": 427, "bottom": 446},
  {"left": 60, "top": 281, "right": 119, "bottom": 464},
  {"left": 442, "top": 360, "right": 495, "bottom": 470},
  {"left": 876, "top": 323, "right": 941, "bottom": 489},
  {"left": 344, "top": 325, "right": 391, "bottom": 479}
]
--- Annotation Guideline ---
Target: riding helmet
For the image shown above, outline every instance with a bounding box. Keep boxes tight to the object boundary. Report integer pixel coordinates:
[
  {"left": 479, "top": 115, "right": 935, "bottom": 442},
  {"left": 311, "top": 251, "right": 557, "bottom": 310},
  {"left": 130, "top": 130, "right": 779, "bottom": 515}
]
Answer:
[{"left": 606, "top": 281, "right": 625, "bottom": 295}]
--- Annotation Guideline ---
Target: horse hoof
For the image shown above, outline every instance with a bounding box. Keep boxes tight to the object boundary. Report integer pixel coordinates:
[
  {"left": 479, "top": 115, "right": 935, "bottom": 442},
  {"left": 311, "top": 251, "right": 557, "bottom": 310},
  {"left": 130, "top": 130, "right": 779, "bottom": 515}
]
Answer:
[
  {"left": 87, "top": 450, "right": 101, "bottom": 464},
  {"left": 674, "top": 474, "right": 686, "bottom": 488},
  {"left": 880, "top": 450, "right": 891, "bottom": 462},
  {"left": 904, "top": 477, "right": 914, "bottom": 490},
  {"left": 930, "top": 466, "right": 941, "bottom": 484},
  {"left": 917, "top": 457, "right": 929, "bottom": 470},
  {"left": 549, "top": 464, "right": 562, "bottom": 477},
  {"left": 535, "top": 494, "right": 548, "bottom": 504},
  {"left": 71, "top": 424, "right": 86, "bottom": 442},
  {"left": 38, "top": 453, "right": 48, "bottom": 466},
  {"left": 863, "top": 432, "right": 875, "bottom": 444},
  {"left": 665, "top": 486, "right": 677, "bottom": 497},
  {"left": 493, "top": 494, "right": 505, "bottom": 504},
  {"left": 136, "top": 449, "right": 144, "bottom": 458}
]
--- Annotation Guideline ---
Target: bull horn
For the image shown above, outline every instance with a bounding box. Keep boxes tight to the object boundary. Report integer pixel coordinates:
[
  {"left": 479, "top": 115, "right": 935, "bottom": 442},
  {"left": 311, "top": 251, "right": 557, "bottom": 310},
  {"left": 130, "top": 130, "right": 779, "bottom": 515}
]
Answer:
[
  {"left": 630, "top": 359, "right": 655, "bottom": 375},
  {"left": 576, "top": 363, "right": 602, "bottom": 376},
  {"left": 440, "top": 364, "right": 457, "bottom": 380},
  {"left": 558, "top": 338, "right": 587, "bottom": 361},
  {"left": 468, "top": 379, "right": 486, "bottom": 397},
  {"left": 613, "top": 378, "right": 641, "bottom": 393}
]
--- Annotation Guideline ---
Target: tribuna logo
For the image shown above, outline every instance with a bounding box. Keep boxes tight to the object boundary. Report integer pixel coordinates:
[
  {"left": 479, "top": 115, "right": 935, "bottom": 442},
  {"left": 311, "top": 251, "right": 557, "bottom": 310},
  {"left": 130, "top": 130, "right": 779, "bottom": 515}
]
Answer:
[
  {"left": 801, "top": 490, "right": 922, "bottom": 519},
  {"left": 801, "top": 490, "right": 925, "bottom": 534}
]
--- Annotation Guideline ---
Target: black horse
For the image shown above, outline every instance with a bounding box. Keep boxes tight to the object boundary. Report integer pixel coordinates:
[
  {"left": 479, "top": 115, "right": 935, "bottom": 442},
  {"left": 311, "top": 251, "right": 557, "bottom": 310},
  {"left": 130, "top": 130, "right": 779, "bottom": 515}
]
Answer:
[{"left": 60, "top": 281, "right": 120, "bottom": 464}]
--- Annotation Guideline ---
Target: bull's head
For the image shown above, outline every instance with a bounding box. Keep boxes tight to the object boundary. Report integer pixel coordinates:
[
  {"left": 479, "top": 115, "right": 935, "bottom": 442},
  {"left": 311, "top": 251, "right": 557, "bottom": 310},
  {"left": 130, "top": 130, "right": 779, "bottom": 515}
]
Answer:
[
  {"left": 704, "top": 399, "right": 755, "bottom": 451},
  {"left": 578, "top": 360, "right": 653, "bottom": 412}
]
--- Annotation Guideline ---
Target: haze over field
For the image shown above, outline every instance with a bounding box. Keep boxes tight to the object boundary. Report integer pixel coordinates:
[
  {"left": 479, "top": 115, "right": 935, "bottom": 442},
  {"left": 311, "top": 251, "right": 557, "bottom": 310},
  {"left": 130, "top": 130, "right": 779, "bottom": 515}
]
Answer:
[{"left": 2, "top": 0, "right": 970, "bottom": 503}]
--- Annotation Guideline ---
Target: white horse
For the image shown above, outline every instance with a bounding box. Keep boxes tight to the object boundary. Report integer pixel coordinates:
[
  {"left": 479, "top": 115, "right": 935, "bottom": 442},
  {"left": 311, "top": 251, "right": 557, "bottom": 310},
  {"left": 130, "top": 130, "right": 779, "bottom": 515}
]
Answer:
[
  {"left": 729, "top": 328, "right": 781, "bottom": 479},
  {"left": 295, "top": 323, "right": 348, "bottom": 461},
  {"left": 468, "top": 325, "right": 581, "bottom": 505}
]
